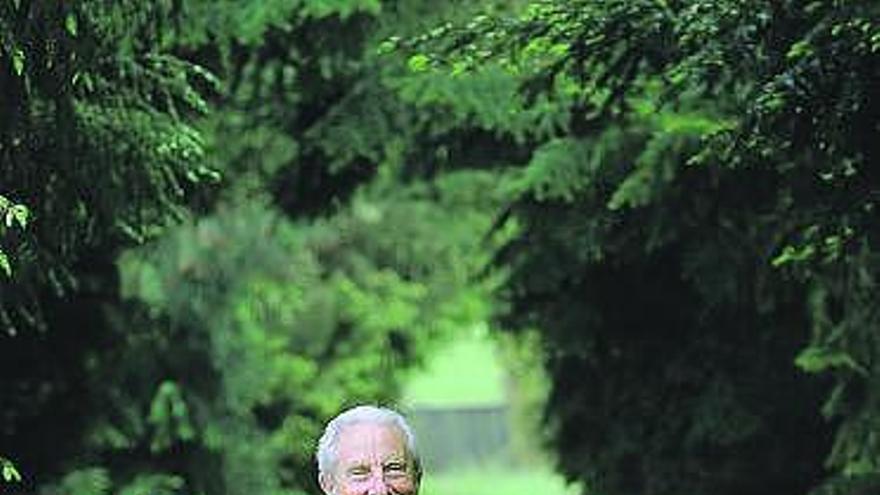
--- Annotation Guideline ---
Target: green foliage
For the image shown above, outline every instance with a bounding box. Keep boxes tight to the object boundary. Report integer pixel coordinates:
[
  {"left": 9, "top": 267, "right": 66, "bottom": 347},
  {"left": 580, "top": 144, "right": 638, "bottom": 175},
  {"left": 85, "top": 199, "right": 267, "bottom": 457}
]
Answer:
[
  {"left": 0, "top": 0, "right": 219, "bottom": 334},
  {"left": 1, "top": 456, "right": 22, "bottom": 484},
  {"left": 494, "top": 329, "right": 554, "bottom": 468},
  {"left": 148, "top": 381, "right": 197, "bottom": 453},
  {"left": 118, "top": 474, "right": 186, "bottom": 495},
  {"left": 0, "top": 194, "right": 29, "bottom": 277},
  {"left": 42, "top": 468, "right": 186, "bottom": 495},
  {"left": 104, "top": 171, "right": 496, "bottom": 493},
  {"left": 47, "top": 468, "right": 112, "bottom": 495},
  {"left": 0, "top": 1, "right": 506, "bottom": 494},
  {"left": 9, "top": 2, "right": 877, "bottom": 495},
  {"left": 398, "top": 1, "right": 880, "bottom": 494}
]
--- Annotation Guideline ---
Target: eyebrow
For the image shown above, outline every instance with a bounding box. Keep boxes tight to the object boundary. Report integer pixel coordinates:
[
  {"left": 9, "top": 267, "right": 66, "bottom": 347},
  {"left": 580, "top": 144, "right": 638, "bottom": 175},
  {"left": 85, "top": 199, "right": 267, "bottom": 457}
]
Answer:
[{"left": 343, "top": 458, "right": 409, "bottom": 472}]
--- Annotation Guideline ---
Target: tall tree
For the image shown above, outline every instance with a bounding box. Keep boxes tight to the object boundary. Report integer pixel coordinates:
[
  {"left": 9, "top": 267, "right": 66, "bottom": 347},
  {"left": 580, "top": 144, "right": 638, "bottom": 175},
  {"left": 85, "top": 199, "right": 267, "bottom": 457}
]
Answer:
[
  {"left": 2, "top": 2, "right": 216, "bottom": 491},
  {"left": 402, "top": 0, "right": 880, "bottom": 494},
  {"left": 0, "top": 1, "right": 217, "bottom": 330},
  {"left": 2, "top": 1, "right": 511, "bottom": 494}
]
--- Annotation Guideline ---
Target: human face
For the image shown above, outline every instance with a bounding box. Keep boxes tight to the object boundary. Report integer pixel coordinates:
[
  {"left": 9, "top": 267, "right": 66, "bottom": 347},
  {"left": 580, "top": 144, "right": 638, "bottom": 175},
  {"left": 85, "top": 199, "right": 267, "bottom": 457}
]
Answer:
[{"left": 320, "top": 423, "right": 419, "bottom": 495}]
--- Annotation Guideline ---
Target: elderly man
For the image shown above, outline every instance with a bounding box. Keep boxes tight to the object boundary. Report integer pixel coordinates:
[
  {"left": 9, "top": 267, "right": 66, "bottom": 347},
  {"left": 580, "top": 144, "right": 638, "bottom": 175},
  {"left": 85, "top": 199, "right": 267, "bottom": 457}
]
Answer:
[{"left": 317, "top": 405, "right": 422, "bottom": 495}]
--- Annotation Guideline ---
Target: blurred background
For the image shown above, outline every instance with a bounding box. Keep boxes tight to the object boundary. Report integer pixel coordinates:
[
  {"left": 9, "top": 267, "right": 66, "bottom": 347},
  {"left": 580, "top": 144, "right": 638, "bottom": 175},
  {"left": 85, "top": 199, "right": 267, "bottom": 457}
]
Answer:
[
  {"left": 1, "top": 1, "right": 879, "bottom": 495},
  {"left": 401, "top": 324, "right": 578, "bottom": 495}
]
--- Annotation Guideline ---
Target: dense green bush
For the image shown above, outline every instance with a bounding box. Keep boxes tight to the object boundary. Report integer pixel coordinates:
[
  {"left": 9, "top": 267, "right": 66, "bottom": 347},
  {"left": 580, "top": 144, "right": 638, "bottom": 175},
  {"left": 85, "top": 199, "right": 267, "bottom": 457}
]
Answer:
[
  {"left": 402, "top": 1, "right": 880, "bottom": 494},
  {"left": 4, "top": 1, "right": 879, "bottom": 495},
  {"left": 1, "top": 1, "right": 507, "bottom": 493}
]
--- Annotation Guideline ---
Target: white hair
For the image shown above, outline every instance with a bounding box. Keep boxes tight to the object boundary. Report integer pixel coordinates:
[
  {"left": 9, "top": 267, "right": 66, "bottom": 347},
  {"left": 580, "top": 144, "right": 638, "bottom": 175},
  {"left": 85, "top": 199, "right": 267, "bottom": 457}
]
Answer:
[{"left": 316, "top": 405, "right": 421, "bottom": 478}]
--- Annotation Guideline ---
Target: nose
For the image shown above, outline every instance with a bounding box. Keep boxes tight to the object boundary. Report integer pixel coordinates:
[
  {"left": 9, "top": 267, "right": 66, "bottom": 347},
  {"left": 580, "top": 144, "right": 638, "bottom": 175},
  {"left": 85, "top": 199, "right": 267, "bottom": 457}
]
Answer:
[{"left": 366, "top": 474, "right": 390, "bottom": 495}]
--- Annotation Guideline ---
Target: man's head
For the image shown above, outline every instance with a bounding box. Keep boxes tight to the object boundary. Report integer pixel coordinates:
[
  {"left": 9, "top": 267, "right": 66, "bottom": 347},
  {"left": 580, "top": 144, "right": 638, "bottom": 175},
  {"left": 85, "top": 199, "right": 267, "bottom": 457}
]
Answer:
[{"left": 316, "top": 405, "right": 421, "bottom": 495}]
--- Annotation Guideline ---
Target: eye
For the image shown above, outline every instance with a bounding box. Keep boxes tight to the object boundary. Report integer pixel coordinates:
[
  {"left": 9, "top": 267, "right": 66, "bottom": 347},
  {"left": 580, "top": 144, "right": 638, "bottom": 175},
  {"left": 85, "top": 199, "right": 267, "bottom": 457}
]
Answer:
[
  {"left": 347, "top": 467, "right": 371, "bottom": 481},
  {"left": 383, "top": 462, "right": 408, "bottom": 479}
]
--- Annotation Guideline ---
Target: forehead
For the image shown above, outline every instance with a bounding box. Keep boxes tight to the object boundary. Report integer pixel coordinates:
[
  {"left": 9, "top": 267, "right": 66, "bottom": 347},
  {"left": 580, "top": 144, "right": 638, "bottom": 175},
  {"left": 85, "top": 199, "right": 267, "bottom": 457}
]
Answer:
[{"left": 335, "top": 422, "right": 408, "bottom": 465}]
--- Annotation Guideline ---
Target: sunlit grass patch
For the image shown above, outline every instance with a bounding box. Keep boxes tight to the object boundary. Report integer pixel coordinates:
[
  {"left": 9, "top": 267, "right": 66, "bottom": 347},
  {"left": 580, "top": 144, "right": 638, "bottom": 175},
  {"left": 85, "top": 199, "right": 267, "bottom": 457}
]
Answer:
[{"left": 402, "top": 325, "right": 506, "bottom": 407}]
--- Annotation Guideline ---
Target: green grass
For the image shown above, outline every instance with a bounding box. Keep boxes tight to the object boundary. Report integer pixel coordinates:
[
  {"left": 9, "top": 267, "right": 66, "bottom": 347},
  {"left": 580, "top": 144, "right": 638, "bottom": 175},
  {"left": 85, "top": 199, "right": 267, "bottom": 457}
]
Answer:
[
  {"left": 402, "top": 325, "right": 506, "bottom": 407},
  {"left": 420, "top": 464, "right": 581, "bottom": 495}
]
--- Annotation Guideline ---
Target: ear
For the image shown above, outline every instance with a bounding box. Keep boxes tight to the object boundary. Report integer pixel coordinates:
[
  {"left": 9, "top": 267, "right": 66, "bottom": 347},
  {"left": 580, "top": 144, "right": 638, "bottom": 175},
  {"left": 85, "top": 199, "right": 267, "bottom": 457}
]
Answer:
[{"left": 319, "top": 472, "right": 336, "bottom": 495}]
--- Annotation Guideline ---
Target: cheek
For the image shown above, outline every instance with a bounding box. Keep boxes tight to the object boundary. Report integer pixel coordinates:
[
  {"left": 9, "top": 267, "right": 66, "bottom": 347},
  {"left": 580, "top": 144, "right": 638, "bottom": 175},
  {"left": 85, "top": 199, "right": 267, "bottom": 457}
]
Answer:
[
  {"left": 338, "top": 478, "right": 415, "bottom": 495},
  {"left": 337, "top": 481, "right": 357, "bottom": 495},
  {"left": 388, "top": 478, "right": 416, "bottom": 494},
  {"left": 338, "top": 479, "right": 371, "bottom": 495}
]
